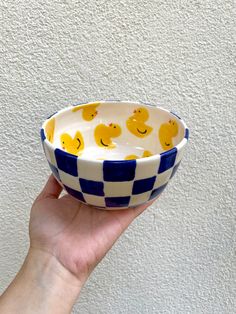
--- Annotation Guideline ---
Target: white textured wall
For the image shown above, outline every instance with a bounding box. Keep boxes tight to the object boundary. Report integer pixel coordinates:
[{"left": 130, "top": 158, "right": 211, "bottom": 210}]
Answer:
[{"left": 0, "top": 1, "right": 235, "bottom": 313}]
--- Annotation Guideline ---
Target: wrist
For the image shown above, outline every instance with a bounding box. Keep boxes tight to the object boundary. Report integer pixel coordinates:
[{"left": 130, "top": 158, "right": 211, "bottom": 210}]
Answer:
[
  {"left": 0, "top": 248, "right": 83, "bottom": 314},
  {"left": 24, "top": 248, "right": 82, "bottom": 308}
]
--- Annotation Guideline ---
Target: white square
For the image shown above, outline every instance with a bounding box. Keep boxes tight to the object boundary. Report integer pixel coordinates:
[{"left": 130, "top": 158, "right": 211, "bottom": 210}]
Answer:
[
  {"left": 154, "top": 168, "right": 173, "bottom": 189},
  {"left": 135, "top": 158, "right": 160, "bottom": 180},
  {"left": 77, "top": 159, "right": 103, "bottom": 181},
  {"left": 104, "top": 181, "right": 133, "bottom": 197},
  {"left": 44, "top": 143, "right": 57, "bottom": 166},
  {"left": 83, "top": 194, "right": 106, "bottom": 207},
  {"left": 175, "top": 139, "right": 187, "bottom": 165},
  {"left": 129, "top": 191, "right": 152, "bottom": 207},
  {"left": 58, "top": 170, "right": 81, "bottom": 191}
]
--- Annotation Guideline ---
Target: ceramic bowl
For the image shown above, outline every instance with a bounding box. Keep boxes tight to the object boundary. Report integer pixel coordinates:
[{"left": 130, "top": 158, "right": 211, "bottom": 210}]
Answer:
[{"left": 40, "top": 100, "right": 189, "bottom": 209}]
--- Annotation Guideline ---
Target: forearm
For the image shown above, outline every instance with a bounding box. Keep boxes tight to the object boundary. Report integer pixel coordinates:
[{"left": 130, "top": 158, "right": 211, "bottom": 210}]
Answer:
[{"left": 0, "top": 249, "right": 82, "bottom": 314}]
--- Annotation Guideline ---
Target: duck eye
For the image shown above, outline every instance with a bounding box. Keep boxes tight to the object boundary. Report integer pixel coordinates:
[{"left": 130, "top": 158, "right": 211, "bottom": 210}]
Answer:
[
  {"left": 138, "top": 110, "right": 141, "bottom": 113},
  {"left": 62, "top": 141, "right": 65, "bottom": 144},
  {"left": 114, "top": 126, "right": 116, "bottom": 128},
  {"left": 91, "top": 114, "right": 94, "bottom": 117}
]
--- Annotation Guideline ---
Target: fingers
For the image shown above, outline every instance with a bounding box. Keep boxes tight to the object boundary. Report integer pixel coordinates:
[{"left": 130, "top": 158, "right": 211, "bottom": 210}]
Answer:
[
  {"left": 132, "top": 199, "right": 155, "bottom": 218},
  {"left": 36, "top": 175, "right": 63, "bottom": 201},
  {"left": 112, "top": 199, "right": 156, "bottom": 231}
]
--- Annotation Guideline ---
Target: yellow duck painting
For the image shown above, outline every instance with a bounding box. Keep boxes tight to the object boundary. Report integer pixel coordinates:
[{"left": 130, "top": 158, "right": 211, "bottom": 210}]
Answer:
[
  {"left": 125, "top": 150, "right": 153, "bottom": 160},
  {"left": 126, "top": 107, "right": 153, "bottom": 138},
  {"left": 159, "top": 119, "right": 178, "bottom": 150},
  {"left": 45, "top": 118, "right": 55, "bottom": 143},
  {"left": 72, "top": 103, "right": 99, "bottom": 121},
  {"left": 94, "top": 123, "right": 121, "bottom": 149},
  {"left": 60, "top": 131, "right": 84, "bottom": 156}
]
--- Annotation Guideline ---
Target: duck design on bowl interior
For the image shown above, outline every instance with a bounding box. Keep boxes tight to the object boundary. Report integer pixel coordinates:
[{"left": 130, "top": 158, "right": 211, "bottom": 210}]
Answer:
[
  {"left": 72, "top": 102, "right": 100, "bottom": 121},
  {"left": 94, "top": 123, "right": 122, "bottom": 148},
  {"left": 159, "top": 119, "right": 179, "bottom": 150},
  {"left": 126, "top": 107, "right": 153, "bottom": 138},
  {"left": 60, "top": 131, "right": 85, "bottom": 156},
  {"left": 125, "top": 150, "right": 153, "bottom": 160}
]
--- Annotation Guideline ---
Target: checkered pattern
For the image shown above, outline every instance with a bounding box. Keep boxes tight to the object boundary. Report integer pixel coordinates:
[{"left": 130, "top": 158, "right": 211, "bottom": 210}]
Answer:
[{"left": 41, "top": 128, "right": 188, "bottom": 209}]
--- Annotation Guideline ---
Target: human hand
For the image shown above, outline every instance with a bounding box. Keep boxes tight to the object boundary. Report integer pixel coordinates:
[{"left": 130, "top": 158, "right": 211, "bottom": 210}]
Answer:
[
  {"left": 0, "top": 175, "right": 154, "bottom": 314},
  {"left": 30, "top": 175, "right": 153, "bottom": 285}
]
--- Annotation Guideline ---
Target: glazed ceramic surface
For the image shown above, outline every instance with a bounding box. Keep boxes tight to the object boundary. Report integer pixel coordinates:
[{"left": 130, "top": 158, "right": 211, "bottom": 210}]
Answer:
[{"left": 40, "top": 101, "right": 189, "bottom": 209}]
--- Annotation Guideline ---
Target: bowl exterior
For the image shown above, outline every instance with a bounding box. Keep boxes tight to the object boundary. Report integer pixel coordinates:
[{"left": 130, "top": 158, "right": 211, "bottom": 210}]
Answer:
[{"left": 40, "top": 126, "right": 188, "bottom": 210}]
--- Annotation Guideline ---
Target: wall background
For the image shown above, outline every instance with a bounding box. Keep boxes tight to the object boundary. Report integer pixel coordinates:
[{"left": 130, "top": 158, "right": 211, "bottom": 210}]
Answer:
[{"left": 0, "top": 0, "right": 235, "bottom": 313}]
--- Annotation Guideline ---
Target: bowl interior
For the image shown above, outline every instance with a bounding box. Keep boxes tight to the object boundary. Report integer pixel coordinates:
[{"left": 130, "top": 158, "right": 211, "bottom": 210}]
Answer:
[{"left": 43, "top": 101, "right": 186, "bottom": 160}]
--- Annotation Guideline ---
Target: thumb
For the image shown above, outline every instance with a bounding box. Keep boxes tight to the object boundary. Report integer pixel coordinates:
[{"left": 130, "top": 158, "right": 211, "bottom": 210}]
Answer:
[{"left": 35, "top": 175, "right": 62, "bottom": 202}]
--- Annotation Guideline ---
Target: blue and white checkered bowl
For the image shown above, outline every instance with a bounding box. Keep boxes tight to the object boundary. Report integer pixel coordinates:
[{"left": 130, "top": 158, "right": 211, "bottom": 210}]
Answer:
[{"left": 40, "top": 100, "right": 189, "bottom": 210}]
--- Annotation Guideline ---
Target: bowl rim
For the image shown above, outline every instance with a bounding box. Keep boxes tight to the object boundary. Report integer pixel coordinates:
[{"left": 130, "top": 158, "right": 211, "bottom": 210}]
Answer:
[{"left": 41, "top": 100, "right": 189, "bottom": 163}]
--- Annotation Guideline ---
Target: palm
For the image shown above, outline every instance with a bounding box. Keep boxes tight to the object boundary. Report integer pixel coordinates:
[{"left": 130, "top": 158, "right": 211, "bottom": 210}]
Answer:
[{"left": 30, "top": 176, "right": 151, "bottom": 283}]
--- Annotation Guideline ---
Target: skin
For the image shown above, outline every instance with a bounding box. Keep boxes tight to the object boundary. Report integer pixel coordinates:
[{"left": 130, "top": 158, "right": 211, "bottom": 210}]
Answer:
[
  {"left": 126, "top": 107, "right": 153, "bottom": 138},
  {"left": 0, "top": 175, "right": 154, "bottom": 314},
  {"left": 60, "top": 131, "right": 84, "bottom": 156},
  {"left": 94, "top": 123, "right": 122, "bottom": 148},
  {"left": 72, "top": 103, "right": 99, "bottom": 121},
  {"left": 159, "top": 119, "right": 178, "bottom": 150}
]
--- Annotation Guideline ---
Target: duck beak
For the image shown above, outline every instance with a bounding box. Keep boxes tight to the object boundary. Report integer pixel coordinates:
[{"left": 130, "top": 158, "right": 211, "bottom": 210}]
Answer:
[
  {"left": 133, "top": 110, "right": 136, "bottom": 113},
  {"left": 109, "top": 123, "right": 112, "bottom": 127}
]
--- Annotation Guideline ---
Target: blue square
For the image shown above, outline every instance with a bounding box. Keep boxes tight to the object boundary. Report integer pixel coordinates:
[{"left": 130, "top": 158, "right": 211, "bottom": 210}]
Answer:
[
  {"left": 55, "top": 148, "right": 78, "bottom": 177},
  {"left": 170, "top": 162, "right": 180, "bottom": 179},
  {"left": 158, "top": 148, "right": 177, "bottom": 174},
  {"left": 49, "top": 162, "right": 60, "bottom": 181},
  {"left": 105, "top": 196, "right": 130, "bottom": 207},
  {"left": 103, "top": 160, "right": 136, "bottom": 182},
  {"left": 149, "top": 183, "right": 167, "bottom": 200},
  {"left": 79, "top": 178, "right": 104, "bottom": 196},
  {"left": 132, "top": 176, "right": 156, "bottom": 195},
  {"left": 40, "top": 128, "right": 46, "bottom": 142},
  {"left": 64, "top": 185, "right": 85, "bottom": 202},
  {"left": 185, "top": 128, "right": 189, "bottom": 139}
]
